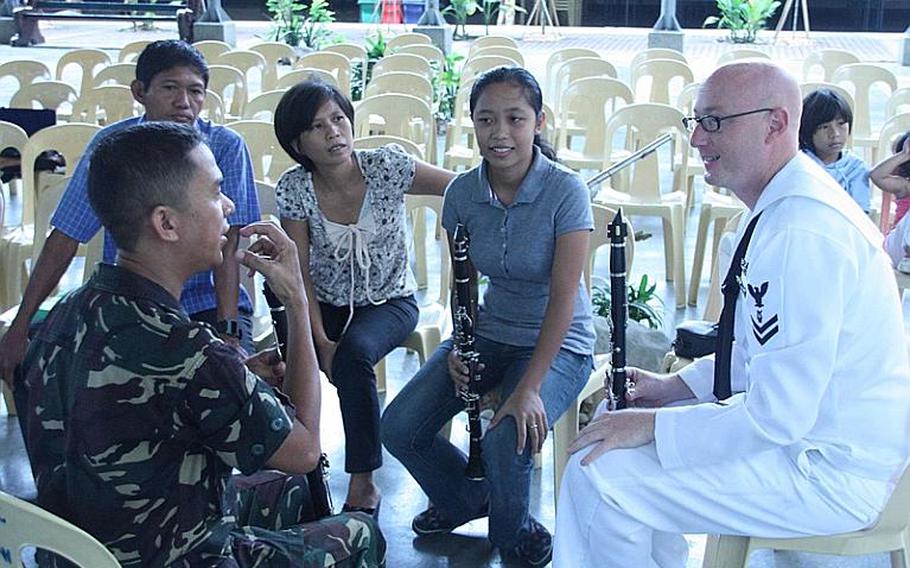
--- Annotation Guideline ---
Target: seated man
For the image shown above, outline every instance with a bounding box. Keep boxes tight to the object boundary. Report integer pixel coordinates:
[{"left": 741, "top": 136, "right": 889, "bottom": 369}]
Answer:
[
  {"left": 0, "top": 39, "right": 258, "bottom": 392},
  {"left": 20, "top": 122, "right": 385, "bottom": 567},
  {"left": 553, "top": 62, "right": 910, "bottom": 567}
]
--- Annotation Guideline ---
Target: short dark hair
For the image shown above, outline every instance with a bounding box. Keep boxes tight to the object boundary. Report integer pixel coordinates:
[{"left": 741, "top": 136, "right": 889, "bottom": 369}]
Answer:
[
  {"left": 273, "top": 80, "right": 355, "bottom": 172},
  {"left": 799, "top": 88, "right": 854, "bottom": 153},
  {"left": 135, "top": 40, "right": 208, "bottom": 89},
  {"left": 468, "top": 65, "right": 557, "bottom": 161},
  {"left": 88, "top": 123, "right": 205, "bottom": 252},
  {"left": 894, "top": 131, "right": 910, "bottom": 179}
]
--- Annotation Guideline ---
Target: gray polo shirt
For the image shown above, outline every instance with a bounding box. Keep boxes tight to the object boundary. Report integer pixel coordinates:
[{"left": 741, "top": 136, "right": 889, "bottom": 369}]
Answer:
[{"left": 442, "top": 148, "right": 595, "bottom": 356}]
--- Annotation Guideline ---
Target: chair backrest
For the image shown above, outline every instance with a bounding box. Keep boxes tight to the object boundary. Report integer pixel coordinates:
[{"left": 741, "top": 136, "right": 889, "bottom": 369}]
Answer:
[
  {"left": 371, "top": 53, "right": 432, "bottom": 80},
  {"left": 202, "top": 89, "right": 225, "bottom": 123},
  {"left": 214, "top": 50, "right": 267, "bottom": 97},
  {"left": 386, "top": 32, "right": 432, "bottom": 51},
  {"left": 249, "top": 41, "right": 297, "bottom": 90},
  {"left": 628, "top": 48, "right": 688, "bottom": 71},
  {"left": 73, "top": 84, "right": 139, "bottom": 125},
  {"left": 226, "top": 119, "right": 295, "bottom": 183},
  {"left": 676, "top": 81, "right": 701, "bottom": 114},
  {"left": 364, "top": 71, "right": 433, "bottom": 108},
  {"left": 545, "top": 47, "right": 600, "bottom": 100},
  {"left": 885, "top": 87, "right": 910, "bottom": 120},
  {"left": 295, "top": 52, "right": 352, "bottom": 96},
  {"left": 461, "top": 55, "right": 516, "bottom": 85},
  {"left": 603, "top": 103, "right": 688, "bottom": 200},
  {"left": 875, "top": 113, "right": 910, "bottom": 163},
  {"left": 92, "top": 63, "right": 137, "bottom": 88},
  {"left": 10, "top": 81, "right": 79, "bottom": 116},
  {"left": 405, "top": 193, "right": 449, "bottom": 309},
  {"left": 396, "top": 44, "right": 445, "bottom": 71},
  {"left": 715, "top": 48, "right": 770, "bottom": 66},
  {"left": 586, "top": 203, "right": 635, "bottom": 294},
  {"left": 467, "top": 35, "right": 518, "bottom": 58},
  {"left": 323, "top": 42, "right": 368, "bottom": 63},
  {"left": 55, "top": 49, "right": 111, "bottom": 97},
  {"left": 0, "top": 120, "right": 29, "bottom": 161},
  {"left": 32, "top": 174, "right": 102, "bottom": 278},
  {"left": 0, "top": 490, "right": 121, "bottom": 567},
  {"left": 557, "top": 77, "right": 633, "bottom": 159},
  {"left": 256, "top": 178, "right": 278, "bottom": 220},
  {"left": 208, "top": 64, "right": 248, "bottom": 119},
  {"left": 20, "top": 123, "right": 100, "bottom": 227},
  {"left": 243, "top": 89, "right": 286, "bottom": 121},
  {"left": 551, "top": 57, "right": 618, "bottom": 112},
  {"left": 0, "top": 59, "right": 51, "bottom": 103},
  {"left": 630, "top": 58, "right": 694, "bottom": 104},
  {"left": 702, "top": 210, "right": 744, "bottom": 322},
  {"left": 354, "top": 135, "right": 424, "bottom": 160},
  {"left": 277, "top": 67, "right": 338, "bottom": 90},
  {"left": 353, "top": 93, "right": 434, "bottom": 159},
  {"left": 832, "top": 63, "right": 898, "bottom": 139},
  {"left": 117, "top": 39, "right": 153, "bottom": 63},
  {"left": 802, "top": 48, "right": 860, "bottom": 82},
  {"left": 467, "top": 45, "right": 524, "bottom": 66},
  {"left": 192, "top": 40, "right": 232, "bottom": 62}
]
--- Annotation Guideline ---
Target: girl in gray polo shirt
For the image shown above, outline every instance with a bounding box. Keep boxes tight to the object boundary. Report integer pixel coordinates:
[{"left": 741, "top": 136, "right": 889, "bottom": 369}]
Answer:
[{"left": 383, "top": 66, "right": 595, "bottom": 567}]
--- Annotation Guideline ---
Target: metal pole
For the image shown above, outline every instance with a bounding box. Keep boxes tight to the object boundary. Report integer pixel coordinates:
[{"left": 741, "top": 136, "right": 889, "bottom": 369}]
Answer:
[
  {"left": 652, "top": 0, "right": 680, "bottom": 31},
  {"left": 417, "top": 0, "right": 446, "bottom": 26}
]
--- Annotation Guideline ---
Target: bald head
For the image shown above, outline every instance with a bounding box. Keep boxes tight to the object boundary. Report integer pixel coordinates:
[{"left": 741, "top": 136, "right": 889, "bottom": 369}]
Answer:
[{"left": 692, "top": 62, "right": 802, "bottom": 206}]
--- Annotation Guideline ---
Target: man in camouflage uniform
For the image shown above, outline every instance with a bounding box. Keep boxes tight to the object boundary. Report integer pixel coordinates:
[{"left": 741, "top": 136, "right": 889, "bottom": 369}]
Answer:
[{"left": 19, "top": 122, "right": 385, "bottom": 567}]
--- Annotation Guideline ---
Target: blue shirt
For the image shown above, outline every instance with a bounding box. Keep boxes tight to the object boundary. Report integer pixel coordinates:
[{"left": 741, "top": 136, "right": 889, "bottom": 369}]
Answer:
[
  {"left": 442, "top": 148, "right": 595, "bottom": 356},
  {"left": 804, "top": 148, "right": 870, "bottom": 213},
  {"left": 51, "top": 116, "right": 259, "bottom": 314}
]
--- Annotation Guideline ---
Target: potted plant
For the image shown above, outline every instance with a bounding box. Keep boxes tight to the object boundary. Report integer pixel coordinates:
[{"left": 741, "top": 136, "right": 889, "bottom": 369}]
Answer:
[
  {"left": 442, "top": 0, "right": 482, "bottom": 40},
  {"left": 266, "top": 0, "right": 341, "bottom": 49},
  {"left": 431, "top": 52, "right": 464, "bottom": 131},
  {"left": 480, "top": 0, "right": 524, "bottom": 34},
  {"left": 703, "top": 0, "right": 781, "bottom": 44},
  {"left": 350, "top": 30, "right": 387, "bottom": 101},
  {"left": 591, "top": 274, "right": 665, "bottom": 330}
]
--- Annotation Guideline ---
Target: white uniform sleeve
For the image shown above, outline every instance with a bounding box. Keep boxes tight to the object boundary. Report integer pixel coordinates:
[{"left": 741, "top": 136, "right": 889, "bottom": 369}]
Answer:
[{"left": 655, "top": 225, "right": 857, "bottom": 469}]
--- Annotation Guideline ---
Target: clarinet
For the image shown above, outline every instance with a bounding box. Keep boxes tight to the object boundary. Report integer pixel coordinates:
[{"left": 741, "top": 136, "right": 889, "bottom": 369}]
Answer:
[
  {"left": 263, "top": 282, "right": 334, "bottom": 518},
  {"left": 606, "top": 209, "right": 631, "bottom": 410},
  {"left": 451, "top": 223, "right": 485, "bottom": 481}
]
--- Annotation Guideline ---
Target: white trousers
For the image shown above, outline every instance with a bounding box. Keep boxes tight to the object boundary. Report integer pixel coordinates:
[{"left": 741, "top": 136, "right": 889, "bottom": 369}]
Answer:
[{"left": 553, "top": 426, "right": 889, "bottom": 567}]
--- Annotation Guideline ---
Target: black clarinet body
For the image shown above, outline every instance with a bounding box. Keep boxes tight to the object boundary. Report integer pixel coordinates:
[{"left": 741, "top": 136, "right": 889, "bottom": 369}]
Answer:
[
  {"left": 451, "top": 223, "right": 485, "bottom": 481},
  {"left": 607, "top": 210, "right": 629, "bottom": 410},
  {"left": 263, "top": 282, "right": 334, "bottom": 519}
]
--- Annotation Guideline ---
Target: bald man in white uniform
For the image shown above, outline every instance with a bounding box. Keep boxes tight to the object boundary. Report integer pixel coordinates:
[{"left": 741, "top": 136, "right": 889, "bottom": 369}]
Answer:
[{"left": 553, "top": 62, "right": 910, "bottom": 568}]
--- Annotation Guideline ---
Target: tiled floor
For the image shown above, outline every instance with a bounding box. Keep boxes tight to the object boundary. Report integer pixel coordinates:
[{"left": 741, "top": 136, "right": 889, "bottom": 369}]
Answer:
[{"left": 1, "top": 20, "right": 908, "bottom": 567}]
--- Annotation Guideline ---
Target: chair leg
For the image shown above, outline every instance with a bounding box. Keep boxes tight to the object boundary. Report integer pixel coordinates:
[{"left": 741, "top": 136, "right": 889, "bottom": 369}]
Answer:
[
  {"left": 375, "top": 358, "right": 386, "bottom": 394},
  {"left": 2, "top": 380, "right": 16, "bottom": 416},
  {"left": 688, "top": 204, "right": 712, "bottom": 307},
  {"left": 413, "top": 208, "right": 428, "bottom": 290},
  {"left": 552, "top": 405, "right": 578, "bottom": 510},
  {"left": 701, "top": 535, "right": 750, "bottom": 568},
  {"left": 671, "top": 206, "right": 687, "bottom": 309},
  {"left": 662, "top": 216, "right": 674, "bottom": 282}
]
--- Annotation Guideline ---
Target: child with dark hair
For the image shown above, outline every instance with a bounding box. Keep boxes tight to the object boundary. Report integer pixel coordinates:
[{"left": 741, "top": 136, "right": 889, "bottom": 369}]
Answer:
[
  {"left": 799, "top": 88, "right": 871, "bottom": 212},
  {"left": 872, "top": 131, "right": 910, "bottom": 228}
]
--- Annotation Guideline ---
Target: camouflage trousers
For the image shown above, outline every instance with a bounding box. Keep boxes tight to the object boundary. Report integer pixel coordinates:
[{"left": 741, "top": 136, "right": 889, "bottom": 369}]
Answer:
[{"left": 225, "top": 471, "right": 386, "bottom": 568}]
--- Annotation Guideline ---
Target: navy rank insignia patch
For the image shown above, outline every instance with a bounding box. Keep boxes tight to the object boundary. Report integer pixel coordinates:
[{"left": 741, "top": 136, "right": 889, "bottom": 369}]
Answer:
[{"left": 747, "top": 280, "right": 779, "bottom": 345}]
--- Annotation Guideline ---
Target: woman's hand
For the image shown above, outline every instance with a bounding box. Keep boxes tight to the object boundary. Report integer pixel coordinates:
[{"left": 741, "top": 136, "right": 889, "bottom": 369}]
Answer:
[
  {"left": 490, "top": 385, "right": 548, "bottom": 455},
  {"left": 316, "top": 339, "right": 338, "bottom": 382},
  {"left": 624, "top": 368, "right": 694, "bottom": 408}
]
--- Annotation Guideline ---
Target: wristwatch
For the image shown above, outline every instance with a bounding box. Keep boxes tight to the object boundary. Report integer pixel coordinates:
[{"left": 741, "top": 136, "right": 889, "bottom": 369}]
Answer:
[{"left": 215, "top": 319, "right": 243, "bottom": 340}]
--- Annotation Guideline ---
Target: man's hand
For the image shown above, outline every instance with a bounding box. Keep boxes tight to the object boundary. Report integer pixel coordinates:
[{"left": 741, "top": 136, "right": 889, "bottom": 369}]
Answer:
[
  {"left": 624, "top": 368, "right": 694, "bottom": 408},
  {"left": 568, "top": 408, "right": 656, "bottom": 466},
  {"left": 235, "top": 222, "right": 305, "bottom": 309},
  {"left": 245, "top": 347, "right": 286, "bottom": 387},
  {"left": 0, "top": 325, "right": 28, "bottom": 390}
]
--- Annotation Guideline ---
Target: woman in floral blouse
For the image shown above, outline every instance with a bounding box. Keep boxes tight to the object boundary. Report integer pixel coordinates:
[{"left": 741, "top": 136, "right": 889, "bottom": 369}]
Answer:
[{"left": 274, "top": 80, "right": 454, "bottom": 518}]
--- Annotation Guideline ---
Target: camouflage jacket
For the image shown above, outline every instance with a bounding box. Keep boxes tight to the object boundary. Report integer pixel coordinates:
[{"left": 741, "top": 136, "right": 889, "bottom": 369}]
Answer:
[{"left": 23, "top": 264, "right": 294, "bottom": 567}]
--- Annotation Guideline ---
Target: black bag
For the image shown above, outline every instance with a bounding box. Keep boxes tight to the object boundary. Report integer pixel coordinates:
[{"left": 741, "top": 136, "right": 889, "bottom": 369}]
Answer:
[{"left": 672, "top": 320, "right": 718, "bottom": 359}]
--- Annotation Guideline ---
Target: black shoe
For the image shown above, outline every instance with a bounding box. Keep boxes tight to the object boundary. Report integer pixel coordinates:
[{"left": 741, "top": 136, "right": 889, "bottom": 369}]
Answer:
[
  {"left": 342, "top": 498, "right": 381, "bottom": 521},
  {"left": 411, "top": 505, "right": 488, "bottom": 536},
  {"left": 506, "top": 518, "right": 552, "bottom": 567}
]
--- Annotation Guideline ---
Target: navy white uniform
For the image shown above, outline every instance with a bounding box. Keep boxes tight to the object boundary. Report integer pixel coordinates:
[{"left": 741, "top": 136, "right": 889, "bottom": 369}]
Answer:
[{"left": 554, "top": 153, "right": 910, "bottom": 567}]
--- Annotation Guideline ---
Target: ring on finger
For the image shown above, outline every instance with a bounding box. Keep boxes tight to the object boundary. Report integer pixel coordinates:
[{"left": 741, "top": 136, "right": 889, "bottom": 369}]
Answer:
[{"left": 529, "top": 424, "right": 539, "bottom": 430}]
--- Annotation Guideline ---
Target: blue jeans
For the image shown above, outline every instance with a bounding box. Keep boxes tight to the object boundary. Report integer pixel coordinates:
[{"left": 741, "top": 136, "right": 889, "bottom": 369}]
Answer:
[
  {"left": 382, "top": 335, "right": 593, "bottom": 551},
  {"left": 321, "top": 295, "right": 418, "bottom": 473}
]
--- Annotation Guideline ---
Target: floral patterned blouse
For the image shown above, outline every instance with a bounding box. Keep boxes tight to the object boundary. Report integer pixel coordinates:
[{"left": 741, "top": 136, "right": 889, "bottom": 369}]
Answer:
[{"left": 276, "top": 144, "right": 418, "bottom": 308}]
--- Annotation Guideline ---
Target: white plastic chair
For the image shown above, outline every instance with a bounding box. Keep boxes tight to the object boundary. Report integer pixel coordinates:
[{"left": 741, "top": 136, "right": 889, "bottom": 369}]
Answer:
[{"left": 0, "top": 490, "right": 121, "bottom": 567}]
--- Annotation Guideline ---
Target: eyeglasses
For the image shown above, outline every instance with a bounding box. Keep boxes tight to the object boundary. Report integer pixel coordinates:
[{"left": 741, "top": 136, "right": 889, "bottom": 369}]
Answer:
[{"left": 681, "top": 108, "right": 774, "bottom": 133}]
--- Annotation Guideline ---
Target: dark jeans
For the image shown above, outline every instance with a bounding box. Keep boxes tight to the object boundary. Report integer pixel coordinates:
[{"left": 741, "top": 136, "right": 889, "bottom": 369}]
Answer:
[{"left": 320, "top": 295, "right": 418, "bottom": 474}]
